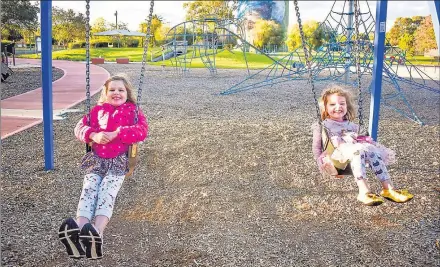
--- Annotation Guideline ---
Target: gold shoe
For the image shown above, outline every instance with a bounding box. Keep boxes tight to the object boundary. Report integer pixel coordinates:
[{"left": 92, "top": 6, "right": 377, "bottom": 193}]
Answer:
[
  {"left": 357, "top": 193, "right": 384, "bottom": 206},
  {"left": 380, "top": 189, "right": 413, "bottom": 203}
]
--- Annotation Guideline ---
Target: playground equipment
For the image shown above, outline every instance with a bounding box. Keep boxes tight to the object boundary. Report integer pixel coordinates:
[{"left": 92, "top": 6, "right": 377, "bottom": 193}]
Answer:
[
  {"left": 153, "top": 16, "right": 249, "bottom": 75},
  {"left": 220, "top": 0, "right": 440, "bottom": 125}
]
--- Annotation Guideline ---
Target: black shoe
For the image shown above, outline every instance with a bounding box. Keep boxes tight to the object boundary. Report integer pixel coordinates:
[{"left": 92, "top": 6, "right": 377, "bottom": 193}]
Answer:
[
  {"left": 79, "top": 223, "right": 103, "bottom": 260},
  {"left": 58, "top": 218, "right": 85, "bottom": 259}
]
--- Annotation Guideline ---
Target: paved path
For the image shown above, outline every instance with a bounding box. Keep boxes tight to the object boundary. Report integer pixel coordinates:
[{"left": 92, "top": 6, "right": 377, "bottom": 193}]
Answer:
[{"left": 1, "top": 59, "right": 109, "bottom": 139}]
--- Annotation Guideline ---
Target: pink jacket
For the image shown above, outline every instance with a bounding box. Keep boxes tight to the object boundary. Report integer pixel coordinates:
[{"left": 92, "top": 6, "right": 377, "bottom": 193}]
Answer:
[{"left": 74, "top": 102, "right": 148, "bottom": 159}]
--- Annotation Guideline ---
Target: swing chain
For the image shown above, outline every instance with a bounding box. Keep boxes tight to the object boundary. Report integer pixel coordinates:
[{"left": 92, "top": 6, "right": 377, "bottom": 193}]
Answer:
[
  {"left": 136, "top": 0, "right": 155, "bottom": 123},
  {"left": 85, "top": 0, "right": 91, "bottom": 125},
  {"left": 293, "top": 0, "right": 321, "bottom": 121},
  {"left": 353, "top": 0, "right": 364, "bottom": 130}
]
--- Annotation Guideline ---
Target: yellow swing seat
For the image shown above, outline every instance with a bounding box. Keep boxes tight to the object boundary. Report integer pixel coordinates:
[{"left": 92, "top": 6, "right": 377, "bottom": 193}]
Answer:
[{"left": 321, "top": 128, "right": 352, "bottom": 178}]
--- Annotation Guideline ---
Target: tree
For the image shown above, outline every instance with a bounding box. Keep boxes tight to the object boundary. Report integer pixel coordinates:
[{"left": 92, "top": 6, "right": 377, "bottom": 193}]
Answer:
[
  {"left": 414, "top": 15, "right": 438, "bottom": 53},
  {"left": 286, "top": 20, "right": 327, "bottom": 51},
  {"left": 108, "top": 21, "right": 128, "bottom": 30},
  {"left": 252, "top": 19, "right": 283, "bottom": 49},
  {"left": 52, "top": 7, "right": 86, "bottom": 47},
  {"left": 139, "top": 14, "right": 163, "bottom": 46},
  {"left": 154, "top": 25, "right": 171, "bottom": 46},
  {"left": 183, "top": 0, "right": 234, "bottom": 21},
  {"left": 386, "top": 16, "right": 424, "bottom": 55},
  {"left": 91, "top": 17, "right": 111, "bottom": 44},
  {"left": 1, "top": 0, "right": 39, "bottom": 40}
]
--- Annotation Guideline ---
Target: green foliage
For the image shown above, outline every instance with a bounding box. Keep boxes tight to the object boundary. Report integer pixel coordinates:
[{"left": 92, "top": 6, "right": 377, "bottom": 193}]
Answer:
[
  {"left": 91, "top": 17, "right": 112, "bottom": 44},
  {"left": 252, "top": 19, "right": 284, "bottom": 49},
  {"left": 17, "top": 47, "right": 439, "bottom": 66},
  {"left": 183, "top": 0, "right": 234, "bottom": 21},
  {"left": 139, "top": 15, "right": 163, "bottom": 46},
  {"left": 52, "top": 7, "right": 86, "bottom": 47},
  {"left": 386, "top": 16, "right": 424, "bottom": 55},
  {"left": 1, "top": 0, "right": 39, "bottom": 40},
  {"left": 155, "top": 25, "right": 171, "bottom": 46},
  {"left": 91, "top": 42, "right": 109, "bottom": 48},
  {"left": 286, "top": 21, "right": 327, "bottom": 51},
  {"left": 108, "top": 22, "right": 129, "bottom": 31},
  {"left": 68, "top": 42, "right": 86, "bottom": 49}
]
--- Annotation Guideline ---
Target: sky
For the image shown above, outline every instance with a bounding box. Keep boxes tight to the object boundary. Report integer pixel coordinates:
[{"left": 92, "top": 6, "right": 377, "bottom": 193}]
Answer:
[{"left": 48, "top": 1, "right": 434, "bottom": 32}]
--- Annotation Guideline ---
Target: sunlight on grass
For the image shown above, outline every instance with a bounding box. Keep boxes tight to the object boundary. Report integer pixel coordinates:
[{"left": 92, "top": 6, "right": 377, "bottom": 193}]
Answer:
[{"left": 17, "top": 47, "right": 439, "bottom": 68}]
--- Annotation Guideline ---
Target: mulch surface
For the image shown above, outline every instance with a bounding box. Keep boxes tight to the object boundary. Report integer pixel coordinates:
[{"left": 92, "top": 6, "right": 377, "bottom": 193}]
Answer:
[
  {"left": 1, "top": 67, "right": 64, "bottom": 100},
  {"left": 1, "top": 64, "right": 439, "bottom": 266}
]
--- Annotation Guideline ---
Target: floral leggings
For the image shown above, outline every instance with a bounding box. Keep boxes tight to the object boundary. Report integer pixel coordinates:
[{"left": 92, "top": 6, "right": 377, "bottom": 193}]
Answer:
[
  {"left": 77, "top": 172, "right": 125, "bottom": 220},
  {"left": 350, "top": 151, "right": 390, "bottom": 182}
]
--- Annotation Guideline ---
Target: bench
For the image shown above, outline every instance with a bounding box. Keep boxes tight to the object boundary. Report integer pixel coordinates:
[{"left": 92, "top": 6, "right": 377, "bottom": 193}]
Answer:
[
  {"left": 116, "top": 58, "right": 129, "bottom": 64},
  {"left": 91, "top": 58, "right": 105, "bottom": 64}
]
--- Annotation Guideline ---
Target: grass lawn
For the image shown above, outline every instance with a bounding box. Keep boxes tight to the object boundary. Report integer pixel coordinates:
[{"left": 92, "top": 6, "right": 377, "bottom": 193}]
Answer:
[{"left": 17, "top": 47, "right": 439, "bottom": 68}]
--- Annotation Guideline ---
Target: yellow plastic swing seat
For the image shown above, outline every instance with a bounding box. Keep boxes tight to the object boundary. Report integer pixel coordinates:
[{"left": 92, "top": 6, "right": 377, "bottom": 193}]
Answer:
[
  {"left": 125, "top": 143, "right": 139, "bottom": 178},
  {"left": 321, "top": 128, "right": 352, "bottom": 178}
]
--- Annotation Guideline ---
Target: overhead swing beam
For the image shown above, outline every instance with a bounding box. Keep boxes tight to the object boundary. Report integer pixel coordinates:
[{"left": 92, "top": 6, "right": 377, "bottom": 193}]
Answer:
[
  {"left": 41, "top": 0, "right": 54, "bottom": 170},
  {"left": 369, "top": 0, "right": 388, "bottom": 141}
]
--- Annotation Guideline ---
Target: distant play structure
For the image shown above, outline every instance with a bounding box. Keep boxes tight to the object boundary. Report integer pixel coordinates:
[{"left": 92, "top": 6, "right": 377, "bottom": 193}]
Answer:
[
  {"left": 154, "top": 16, "right": 247, "bottom": 75},
  {"left": 220, "top": 0, "right": 440, "bottom": 125}
]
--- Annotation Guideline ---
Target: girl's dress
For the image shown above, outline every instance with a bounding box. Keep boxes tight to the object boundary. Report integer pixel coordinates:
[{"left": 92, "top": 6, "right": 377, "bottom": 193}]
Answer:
[{"left": 322, "top": 119, "right": 396, "bottom": 165}]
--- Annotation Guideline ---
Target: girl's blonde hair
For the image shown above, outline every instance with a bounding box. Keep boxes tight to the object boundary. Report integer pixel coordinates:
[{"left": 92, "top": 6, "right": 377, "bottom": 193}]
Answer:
[
  {"left": 319, "top": 85, "right": 356, "bottom": 121},
  {"left": 97, "top": 74, "right": 136, "bottom": 104}
]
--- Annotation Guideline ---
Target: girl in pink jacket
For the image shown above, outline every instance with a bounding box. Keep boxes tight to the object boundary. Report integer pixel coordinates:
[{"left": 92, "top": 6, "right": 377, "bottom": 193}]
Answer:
[{"left": 59, "top": 74, "right": 148, "bottom": 260}]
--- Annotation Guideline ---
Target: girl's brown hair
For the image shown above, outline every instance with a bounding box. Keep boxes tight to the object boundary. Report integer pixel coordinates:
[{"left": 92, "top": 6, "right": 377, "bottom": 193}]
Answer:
[
  {"left": 319, "top": 85, "right": 356, "bottom": 121},
  {"left": 97, "top": 74, "right": 136, "bottom": 104}
]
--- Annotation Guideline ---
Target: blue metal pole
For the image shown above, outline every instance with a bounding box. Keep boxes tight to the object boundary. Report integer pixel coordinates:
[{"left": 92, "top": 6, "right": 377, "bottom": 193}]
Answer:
[
  {"left": 369, "top": 0, "right": 388, "bottom": 141},
  {"left": 41, "top": 0, "right": 54, "bottom": 170}
]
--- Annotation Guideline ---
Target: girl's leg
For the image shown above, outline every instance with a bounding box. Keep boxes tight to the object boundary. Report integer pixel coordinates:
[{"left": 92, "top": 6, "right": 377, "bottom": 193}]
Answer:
[
  {"left": 76, "top": 173, "right": 102, "bottom": 227},
  {"left": 365, "top": 152, "right": 391, "bottom": 184},
  {"left": 79, "top": 173, "right": 124, "bottom": 259},
  {"left": 350, "top": 151, "right": 369, "bottom": 195},
  {"left": 94, "top": 172, "right": 125, "bottom": 234},
  {"left": 351, "top": 151, "right": 384, "bottom": 205}
]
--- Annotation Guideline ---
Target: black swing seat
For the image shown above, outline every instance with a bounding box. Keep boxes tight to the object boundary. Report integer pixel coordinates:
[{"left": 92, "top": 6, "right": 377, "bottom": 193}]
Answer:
[{"left": 1, "top": 62, "right": 13, "bottom": 82}]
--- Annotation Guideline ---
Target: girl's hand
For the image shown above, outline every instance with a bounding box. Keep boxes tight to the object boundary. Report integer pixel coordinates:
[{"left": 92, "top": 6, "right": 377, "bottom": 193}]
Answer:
[
  {"left": 319, "top": 156, "right": 338, "bottom": 175},
  {"left": 90, "top": 132, "right": 110, "bottom": 144},
  {"left": 104, "top": 129, "right": 119, "bottom": 142}
]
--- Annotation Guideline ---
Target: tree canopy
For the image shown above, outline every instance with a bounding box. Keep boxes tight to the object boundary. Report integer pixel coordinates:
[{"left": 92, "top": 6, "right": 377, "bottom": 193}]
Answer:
[
  {"left": 183, "top": 0, "right": 235, "bottom": 21},
  {"left": 139, "top": 14, "right": 164, "bottom": 46},
  {"left": 252, "top": 19, "right": 284, "bottom": 49},
  {"left": 286, "top": 21, "right": 328, "bottom": 51},
  {"left": 1, "top": 0, "right": 39, "bottom": 40},
  {"left": 52, "top": 7, "right": 86, "bottom": 46},
  {"left": 386, "top": 16, "right": 424, "bottom": 55}
]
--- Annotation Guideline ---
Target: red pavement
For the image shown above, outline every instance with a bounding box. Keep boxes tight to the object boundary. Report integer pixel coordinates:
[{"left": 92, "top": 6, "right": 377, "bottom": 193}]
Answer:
[{"left": 1, "top": 59, "right": 110, "bottom": 139}]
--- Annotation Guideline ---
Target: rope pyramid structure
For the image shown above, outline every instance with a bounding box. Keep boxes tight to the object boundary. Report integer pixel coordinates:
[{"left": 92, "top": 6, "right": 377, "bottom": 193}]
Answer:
[
  {"left": 157, "top": 16, "right": 247, "bottom": 76},
  {"left": 220, "top": 0, "right": 439, "bottom": 125}
]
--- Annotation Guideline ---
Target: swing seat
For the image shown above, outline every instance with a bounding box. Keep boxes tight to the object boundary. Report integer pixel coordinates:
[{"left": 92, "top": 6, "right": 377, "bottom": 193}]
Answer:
[
  {"left": 125, "top": 143, "right": 139, "bottom": 178},
  {"left": 321, "top": 128, "right": 353, "bottom": 177},
  {"left": 85, "top": 143, "right": 139, "bottom": 178}
]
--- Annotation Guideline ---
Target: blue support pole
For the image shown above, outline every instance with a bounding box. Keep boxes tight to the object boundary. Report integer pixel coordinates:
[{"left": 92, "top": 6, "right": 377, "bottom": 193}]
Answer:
[
  {"left": 369, "top": 0, "right": 388, "bottom": 141},
  {"left": 41, "top": 0, "right": 54, "bottom": 170}
]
